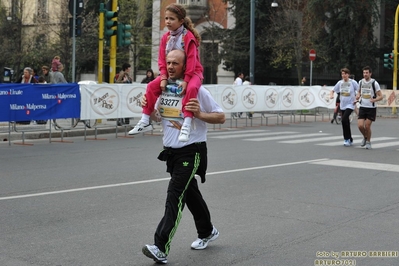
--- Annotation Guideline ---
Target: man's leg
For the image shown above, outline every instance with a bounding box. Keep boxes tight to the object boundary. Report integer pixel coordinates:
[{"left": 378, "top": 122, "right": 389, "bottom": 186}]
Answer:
[
  {"left": 357, "top": 118, "right": 366, "bottom": 137},
  {"left": 186, "top": 178, "right": 213, "bottom": 238},
  {"left": 364, "top": 119, "right": 373, "bottom": 141}
]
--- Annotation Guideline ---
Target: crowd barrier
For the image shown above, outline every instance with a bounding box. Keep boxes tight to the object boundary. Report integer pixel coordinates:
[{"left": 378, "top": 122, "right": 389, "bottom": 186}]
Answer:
[{"left": 1, "top": 83, "right": 398, "bottom": 145}]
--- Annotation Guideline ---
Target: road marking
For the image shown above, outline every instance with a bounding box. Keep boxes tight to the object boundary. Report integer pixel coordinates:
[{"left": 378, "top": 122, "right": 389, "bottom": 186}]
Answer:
[
  {"left": 310, "top": 159, "right": 399, "bottom": 173},
  {"left": 245, "top": 133, "right": 328, "bottom": 141},
  {"left": 317, "top": 136, "right": 395, "bottom": 146},
  {"left": 280, "top": 135, "right": 341, "bottom": 144},
  {"left": 0, "top": 158, "right": 329, "bottom": 201},
  {"left": 208, "top": 129, "right": 269, "bottom": 136},
  {"left": 210, "top": 131, "right": 298, "bottom": 139}
]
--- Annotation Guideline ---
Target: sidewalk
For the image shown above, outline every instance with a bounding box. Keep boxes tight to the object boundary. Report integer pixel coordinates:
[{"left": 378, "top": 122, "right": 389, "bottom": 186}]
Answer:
[{"left": 1, "top": 111, "right": 335, "bottom": 144}]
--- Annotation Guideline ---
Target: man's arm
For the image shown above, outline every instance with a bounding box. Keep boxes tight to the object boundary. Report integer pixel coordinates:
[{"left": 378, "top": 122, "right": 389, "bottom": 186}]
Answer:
[
  {"left": 185, "top": 98, "right": 225, "bottom": 124},
  {"left": 141, "top": 96, "right": 225, "bottom": 124}
]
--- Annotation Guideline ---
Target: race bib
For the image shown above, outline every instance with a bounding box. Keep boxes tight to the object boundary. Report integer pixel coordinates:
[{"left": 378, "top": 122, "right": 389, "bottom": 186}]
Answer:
[
  {"left": 340, "top": 82, "right": 351, "bottom": 97},
  {"left": 159, "top": 90, "right": 183, "bottom": 121},
  {"left": 361, "top": 83, "right": 372, "bottom": 99}
]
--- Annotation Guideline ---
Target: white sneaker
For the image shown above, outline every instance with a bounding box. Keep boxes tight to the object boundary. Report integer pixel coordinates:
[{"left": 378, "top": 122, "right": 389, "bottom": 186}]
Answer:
[
  {"left": 128, "top": 121, "right": 153, "bottom": 135},
  {"left": 360, "top": 138, "right": 367, "bottom": 147},
  {"left": 343, "top": 139, "right": 352, "bottom": 147},
  {"left": 365, "top": 142, "right": 372, "bottom": 149},
  {"left": 178, "top": 124, "right": 191, "bottom": 142},
  {"left": 191, "top": 226, "right": 219, "bottom": 250},
  {"left": 142, "top": 244, "right": 167, "bottom": 264}
]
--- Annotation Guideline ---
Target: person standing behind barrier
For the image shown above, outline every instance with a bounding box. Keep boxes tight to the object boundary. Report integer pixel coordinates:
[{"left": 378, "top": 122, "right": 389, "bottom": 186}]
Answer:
[
  {"left": 356, "top": 66, "right": 383, "bottom": 149},
  {"left": 51, "top": 55, "right": 62, "bottom": 72},
  {"left": 330, "top": 68, "right": 359, "bottom": 147},
  {"left": 141, "top": 69, "right": 155, "bottom": 84},
  {"left": 232, "top": 72, "right": 244, "bottom": 118},
  {"left": 115, "top": 63, "right": 133, "bottom": 125},
  {"left": 141, "top": 49, "right": 224, "bottom": 264},
  {"left": 41, "top": 66, "right": 52, "bottom": 84},
  {"left": 129, "top": 3, "right": 204, "bottom": 143},
  {"left": 52, "top": 64, "right": 67, "bottom": 84},
  {"left": 17, "top": 67, "right": 38, "bottom": 83},
  {"left": 116, "top": 63, "right": 133, "bottom": 84}
]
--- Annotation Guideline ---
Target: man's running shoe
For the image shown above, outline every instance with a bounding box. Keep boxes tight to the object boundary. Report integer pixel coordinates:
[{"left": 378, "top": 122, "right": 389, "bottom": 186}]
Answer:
[
  {"left": 343, "top": 139, "right": 352, "bottom": 147},
  {"left": 360, "top": 138, "right": 367, "bottom": 147},
  {"left": 365, "top": 142, "right": 372, "bottom": 149},
  {"left": 142, "top": 244, "right": 167, "bottom": 264},
  {"left": 128, "top": 121, "right": 153, "bottom": 135},
  {"left": 178, "top": 124, "right": 191, "bottom": 142},
  {"left": 191, "top": 226, "right": 219, "bottom": 250}
]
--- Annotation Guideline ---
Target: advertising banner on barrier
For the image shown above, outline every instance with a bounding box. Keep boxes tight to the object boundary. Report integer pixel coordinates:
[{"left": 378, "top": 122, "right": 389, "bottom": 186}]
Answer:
[
  {"left": 76, "top": 83, "right": 399, "bottom": 121},
  {"left": 0, "top": 83, "right": 80, "bottom": 122},
  {"left": 80, "top": 84, "right": 146, "bottom": 119}
]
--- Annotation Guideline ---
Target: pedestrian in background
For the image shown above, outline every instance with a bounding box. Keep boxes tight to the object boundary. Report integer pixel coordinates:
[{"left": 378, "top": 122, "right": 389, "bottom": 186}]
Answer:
[
  {"left": 115, "top": 63, "right": 133, "bottom": 126},
  {"left": 41, "top": 66, "right": 52, "bottom": 84},
  {"left": 52, "top": 64, "right": 67, "bottom": 84},
  {"left": 232, "top": 72, "right": 244, "bottom": 118},
  {"left": 330, "top": 68, "right": 359, "bottom": 147},
  {"left": 356, "top": 66, "right": 383, "bottom": 149},
  {"left": 141, "top": 69, "right": 155, "bottom": 84},
  {"left": 116, "top": 63, "right": 133, "bottom": 84},
  {"left": 17, "top": 67, "right": 38, "bottom": 84}
]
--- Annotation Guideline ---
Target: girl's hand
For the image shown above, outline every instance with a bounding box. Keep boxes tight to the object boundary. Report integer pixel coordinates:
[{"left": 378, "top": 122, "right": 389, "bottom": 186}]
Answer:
[
  {"left": 178, "top": 81, "right": 188, "bottom": 95},
  {"left": 160, "top": 79, "right": 168, "bottom": 91},
  {"left": 141, "top": 94, "right": 147, "bottom": 107}
]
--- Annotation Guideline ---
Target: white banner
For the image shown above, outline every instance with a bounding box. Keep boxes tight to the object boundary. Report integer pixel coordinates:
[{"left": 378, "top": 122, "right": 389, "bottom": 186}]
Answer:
[{"left": 81, "top": 83, "right": 383, "bottom": 119}]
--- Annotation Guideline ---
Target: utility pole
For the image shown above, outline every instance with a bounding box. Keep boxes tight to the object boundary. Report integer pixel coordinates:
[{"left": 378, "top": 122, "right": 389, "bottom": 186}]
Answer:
[{"left": 109, "top": 0, "right": 118, "bottom": 83}]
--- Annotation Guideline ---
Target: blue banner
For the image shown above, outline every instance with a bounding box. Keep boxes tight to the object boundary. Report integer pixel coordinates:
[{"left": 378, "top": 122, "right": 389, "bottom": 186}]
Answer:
[{"left": 0, "top": 83, "right": 80, "bottom": 122}]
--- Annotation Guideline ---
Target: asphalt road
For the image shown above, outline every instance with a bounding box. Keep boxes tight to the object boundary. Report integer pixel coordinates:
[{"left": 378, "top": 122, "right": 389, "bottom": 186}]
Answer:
[{"left": 1, "top": 118, "right": 399, "bottom": 266}]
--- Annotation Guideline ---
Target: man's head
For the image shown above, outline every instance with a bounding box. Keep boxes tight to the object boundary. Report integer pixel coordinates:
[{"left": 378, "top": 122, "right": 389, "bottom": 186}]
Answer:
[
  {"left": 362, "top": 66, "right": 372, "bottom": 80},
  {"left": 58, "top": 64, "right": 64, "bottom": 71},
  {"left": 166, "top": 50, "right": 186, "bottom": 80}
]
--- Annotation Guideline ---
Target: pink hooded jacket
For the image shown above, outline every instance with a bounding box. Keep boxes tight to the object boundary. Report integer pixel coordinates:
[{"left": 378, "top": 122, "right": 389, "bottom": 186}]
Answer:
[{"left": 158, "top": 28, "right": 204, "bottom": 83}]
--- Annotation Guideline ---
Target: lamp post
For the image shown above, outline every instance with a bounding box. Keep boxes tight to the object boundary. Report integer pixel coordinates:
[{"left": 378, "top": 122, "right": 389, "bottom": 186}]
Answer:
[{"left": 250, "top": 0, "right": 278, "bottom": 84}]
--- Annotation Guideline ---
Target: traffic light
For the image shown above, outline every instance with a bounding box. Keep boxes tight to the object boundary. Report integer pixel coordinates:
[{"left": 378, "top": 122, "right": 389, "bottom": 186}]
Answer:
[
  {"left": 69, "top": 17, "right": 82, "bottom": 37},
  {"left": 384, "top": 53, "right": 394, "bottom": 69},
  {"left": 104, "top": 9, "right": 118, "bottom": 38},
  {"left": 117, "top": 23, "right": 132, "bottom": 47}
]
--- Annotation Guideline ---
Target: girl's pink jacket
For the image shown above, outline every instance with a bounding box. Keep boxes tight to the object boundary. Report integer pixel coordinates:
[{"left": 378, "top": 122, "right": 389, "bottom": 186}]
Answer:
[{"left": 158, "top": 29, "right": 204, "bottom": 83}]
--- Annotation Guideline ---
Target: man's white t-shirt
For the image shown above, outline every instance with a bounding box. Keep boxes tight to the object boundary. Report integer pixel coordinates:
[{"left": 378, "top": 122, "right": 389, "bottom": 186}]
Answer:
[
  {"left": 358, "top": 78, "right": 381, "bottom": 108},
  {"left": 161, "top": 86, "right": 223, "bottom": 148},
  {"left": 333, "top": 79, "right": 359, "bottom": 110}
]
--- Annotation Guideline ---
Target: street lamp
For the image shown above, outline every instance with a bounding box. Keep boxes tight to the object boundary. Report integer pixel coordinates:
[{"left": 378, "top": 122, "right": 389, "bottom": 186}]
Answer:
[{"left": 250, "top": 0, "right": 278, "bottom": 84}]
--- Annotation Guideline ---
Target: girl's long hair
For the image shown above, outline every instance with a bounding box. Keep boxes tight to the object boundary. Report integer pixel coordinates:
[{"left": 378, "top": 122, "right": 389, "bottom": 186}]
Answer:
[{"left": 165, "top": 3, "right": 201, "bottom": 44}]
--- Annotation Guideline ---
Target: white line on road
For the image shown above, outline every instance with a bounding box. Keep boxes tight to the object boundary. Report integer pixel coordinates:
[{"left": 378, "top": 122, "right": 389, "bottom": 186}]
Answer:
[
  {"left": 310, "top": 159, "right": 399, "bottom": 173},
  {"left": 210, "top": 131, "right": 298, "bottom": 139},
  {"left": 244, "top": 133, "right": 329, "bottom": 141},
  {"left": 316, "top": 136, "right": 394, "bottom": 146},
  {"left": 0, "top": 158, "right": 329, "bottom": 201}
]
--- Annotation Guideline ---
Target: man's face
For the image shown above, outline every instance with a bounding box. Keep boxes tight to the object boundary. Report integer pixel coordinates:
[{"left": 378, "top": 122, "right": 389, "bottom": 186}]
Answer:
[
  {"left": 341, "top": 71, "right": 349, "bottom": 80},
  {"left": 166, "top": 51, "right": 185, "bottom": 80},
  {"left": 363, "top": 70, "right": 371, "bottom": 80}
]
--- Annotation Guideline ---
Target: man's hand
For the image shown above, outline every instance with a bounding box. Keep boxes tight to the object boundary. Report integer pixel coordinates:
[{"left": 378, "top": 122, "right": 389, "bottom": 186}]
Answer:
[{"left": 185, "top": 98, "right": 201, "bottom": 117}]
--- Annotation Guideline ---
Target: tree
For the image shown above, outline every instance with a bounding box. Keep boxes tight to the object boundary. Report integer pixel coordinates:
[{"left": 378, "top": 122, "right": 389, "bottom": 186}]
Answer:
[
  {"left": 306, "top": 0, "right": 380, "bottom": 78},
  {"left": 220, "top": 0, "right": 284, "bottom": 84},
  {"left": 259, "top": 0, "right": 311, "bottom": 85}
]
